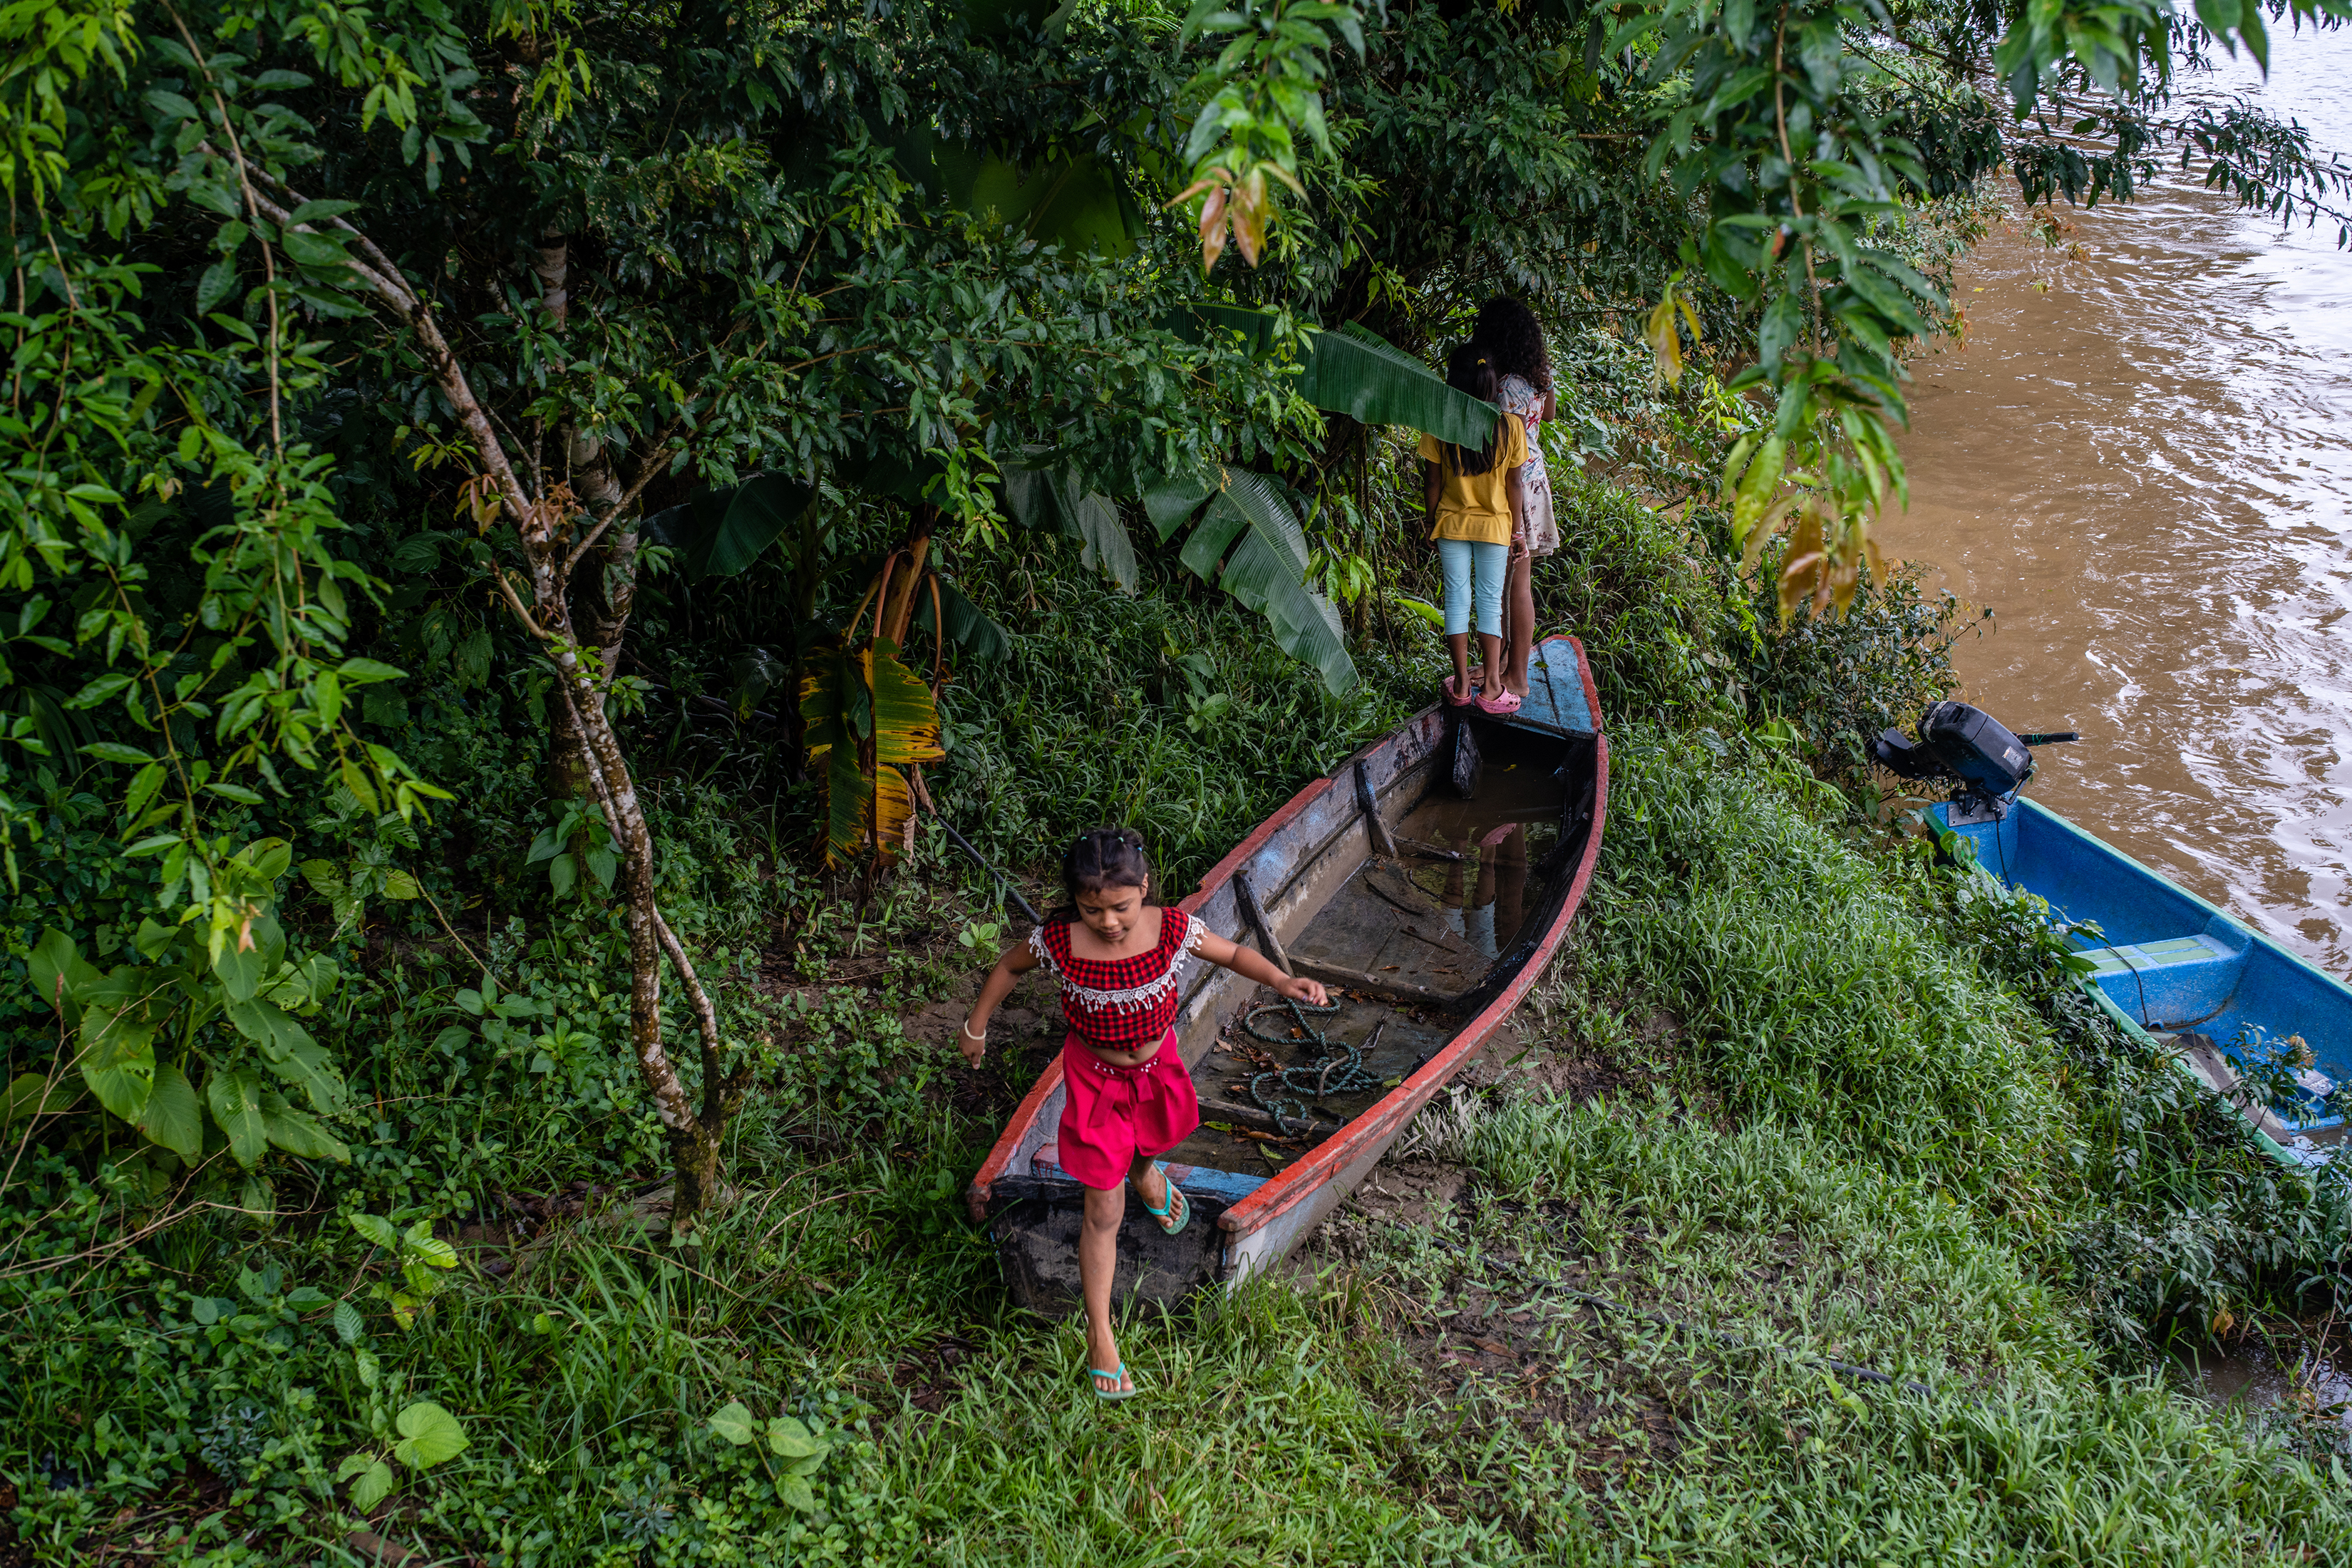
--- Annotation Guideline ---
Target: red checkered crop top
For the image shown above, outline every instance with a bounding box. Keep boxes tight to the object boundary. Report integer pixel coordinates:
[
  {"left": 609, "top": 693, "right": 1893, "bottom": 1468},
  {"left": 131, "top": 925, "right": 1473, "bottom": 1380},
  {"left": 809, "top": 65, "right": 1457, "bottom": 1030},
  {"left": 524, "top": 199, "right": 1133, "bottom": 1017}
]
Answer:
[{"left": 1028, "top": 907, "right": 1204, "bottom": 1046}]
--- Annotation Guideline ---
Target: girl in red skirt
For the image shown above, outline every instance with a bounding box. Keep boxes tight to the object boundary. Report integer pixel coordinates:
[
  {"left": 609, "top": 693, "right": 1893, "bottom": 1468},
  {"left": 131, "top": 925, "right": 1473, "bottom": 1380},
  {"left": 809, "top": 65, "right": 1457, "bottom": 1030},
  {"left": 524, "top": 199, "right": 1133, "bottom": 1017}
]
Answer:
[{"left": 959, "top": 827, "right": 1326, "bottom": 1399}]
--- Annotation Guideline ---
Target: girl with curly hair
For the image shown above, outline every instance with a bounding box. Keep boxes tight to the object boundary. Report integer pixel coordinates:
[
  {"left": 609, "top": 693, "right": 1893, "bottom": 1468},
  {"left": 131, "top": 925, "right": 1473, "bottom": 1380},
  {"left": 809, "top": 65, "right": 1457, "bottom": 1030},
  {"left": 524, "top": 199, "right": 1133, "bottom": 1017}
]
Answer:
[{"left": 1470, "top": 297, "right": 1558, "bottom": 700}]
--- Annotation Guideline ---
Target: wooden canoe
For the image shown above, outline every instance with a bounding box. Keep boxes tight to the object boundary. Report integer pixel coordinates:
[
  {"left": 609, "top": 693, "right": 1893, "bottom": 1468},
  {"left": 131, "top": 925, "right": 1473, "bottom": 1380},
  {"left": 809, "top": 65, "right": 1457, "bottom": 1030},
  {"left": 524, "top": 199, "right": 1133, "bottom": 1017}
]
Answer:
[{"left": 966, "top": 635, "right": 1609, "bottom": 1314}]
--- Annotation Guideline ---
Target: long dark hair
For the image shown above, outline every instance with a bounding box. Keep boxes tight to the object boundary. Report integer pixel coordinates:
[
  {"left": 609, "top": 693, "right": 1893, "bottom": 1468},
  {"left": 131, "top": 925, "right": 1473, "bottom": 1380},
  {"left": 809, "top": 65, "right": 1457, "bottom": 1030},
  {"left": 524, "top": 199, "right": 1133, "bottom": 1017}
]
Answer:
[
  {"left": 1053, "top": 826, "right": 1152, "bottom": 920},
  {"left": 1442, "top": 344, "right": 1502, "bottom": 477},
  {"left": 1470, "top": 296, "right": 1553, "bottom": 398}
]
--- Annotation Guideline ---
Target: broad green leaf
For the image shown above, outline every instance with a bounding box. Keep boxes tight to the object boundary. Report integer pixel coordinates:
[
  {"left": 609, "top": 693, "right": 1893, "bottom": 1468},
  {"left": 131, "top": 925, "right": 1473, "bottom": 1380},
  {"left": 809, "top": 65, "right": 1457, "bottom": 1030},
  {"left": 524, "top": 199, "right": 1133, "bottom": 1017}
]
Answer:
[
  {"left": 643, "top": 472, "right": 815, "bottom": 582},
  {"left": 816, "top": 723, "right": 872, "bottom": 867},
  {"left": 999, "top": 466, "right": 1135, "bottom": 589},
  {"left": 136, "top": 1061, "right": 204, "bottom": 1161},
  {"left": 1143, "top": 473, "right": 1218, "bottom": 542},
  {"left": 227, "top": 998, "right": 346, "bottom": 1113},
  {"left": 351, "top": 1213, "right": 401, "bottom": 1249},
  {"left": 402, "top": 1232, "right": 458, "bottom": 1270},
  {"left": 335, "top": 1451, "right": 377, "bottom": 1483},
  {"left": 1, "top": 1071, "right": 75, "bottom": 1123},
  {"left": 207, "top": 1068, "right": 269, "bottom": 1167},
  {"left": 196, "top": 258, "right": 239, "bottom": 314},
  {"left": 215, "top": 939, "right": 267, "bottom": 1003},
  {"left": 391, "top": 1401, "right": 468, "bottom": 1468},
  {"left": 334, "top": 1300, "right": 366, "bottom": 1343},
  {"left": 709, "top": 1400, "right": 758, "bottom": 1446},
  {"left": 29, "top": 927, "right": 96, "bottom": 1014},
  {"left": 777, "top": 1474, "right": 819, "bottom": 1512},
  {"left": 79, "top": 741, "right": 157, "bottom": 765},
  {"left": 1169, "top": 308, "right": 1498, "bottom": 445},
  {"left": 261, "top": 1093, "right": 351, "bottom": 1162},
  {"left": 1194, "top": 470, "right": 1352, "bottom": 694},
  {"left": 381, "top": 870, "right": 421, "bottom": 900},
  {"left": 336, "top": 657, "right": 406, "bottom": 684},
  {"left": 866, "top": 641, "right": 945, "bottom": 769},
  {"left": 768, "top": 1415, "right": 821, "bottom": 1458},
  {"left": 1297, "top": 323, "right": 1501, "bottom": 448},
  {"left": 79, "top": 1005, "right": 157, "bottom": 1121},
  {"left": 909, "top": 575, "right": 1011, "bottom": 665},
  {"left": 349, "top": 1458, "right": 396, "bottom": 1510},
  {"left": 802, "top": 642, "right": 939, "bottom": 866},
  {"left": 547, "top": 852, "right": 577, "bottom": 899}
]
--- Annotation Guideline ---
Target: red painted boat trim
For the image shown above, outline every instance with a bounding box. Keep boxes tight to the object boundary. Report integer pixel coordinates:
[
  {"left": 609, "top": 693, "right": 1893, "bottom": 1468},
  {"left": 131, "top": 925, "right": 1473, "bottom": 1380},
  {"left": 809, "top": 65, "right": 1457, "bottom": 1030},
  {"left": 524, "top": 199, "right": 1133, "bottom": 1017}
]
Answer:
[
  {"left": 1217, "top": 726, "right": 1608, "bottom": 1236},
  {"left": 966, "top": 635, "right": 1606, "bottom": 1231}
]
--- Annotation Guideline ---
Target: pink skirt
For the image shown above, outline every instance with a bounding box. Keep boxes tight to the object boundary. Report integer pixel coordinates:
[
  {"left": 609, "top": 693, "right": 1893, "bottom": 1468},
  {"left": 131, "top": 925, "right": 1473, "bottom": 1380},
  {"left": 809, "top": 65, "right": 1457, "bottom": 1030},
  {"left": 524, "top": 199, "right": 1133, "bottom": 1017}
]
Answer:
[{"left": 1056, "top": 1031, "right": 1201, "bottom": 1190}]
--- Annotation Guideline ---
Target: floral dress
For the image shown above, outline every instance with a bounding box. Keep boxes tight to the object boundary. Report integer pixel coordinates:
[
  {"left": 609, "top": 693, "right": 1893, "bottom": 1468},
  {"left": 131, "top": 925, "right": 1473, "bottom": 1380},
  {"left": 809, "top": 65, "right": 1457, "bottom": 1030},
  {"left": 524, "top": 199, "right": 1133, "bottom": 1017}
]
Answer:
[{"left": 1495, "top": 372, "right": 1559, "bottom": 557}]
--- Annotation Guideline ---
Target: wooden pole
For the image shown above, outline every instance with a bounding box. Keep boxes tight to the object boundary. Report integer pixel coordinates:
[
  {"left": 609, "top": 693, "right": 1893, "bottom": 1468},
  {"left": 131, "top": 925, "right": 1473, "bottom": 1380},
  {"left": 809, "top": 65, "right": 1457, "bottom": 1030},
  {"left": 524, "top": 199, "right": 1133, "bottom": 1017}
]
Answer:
[
  {"left": 1232, "top": 870, "right": 1294, "bottom": 976},
  {"left": 1353, "top": 759, "right": 1401, "bottom": 858}
]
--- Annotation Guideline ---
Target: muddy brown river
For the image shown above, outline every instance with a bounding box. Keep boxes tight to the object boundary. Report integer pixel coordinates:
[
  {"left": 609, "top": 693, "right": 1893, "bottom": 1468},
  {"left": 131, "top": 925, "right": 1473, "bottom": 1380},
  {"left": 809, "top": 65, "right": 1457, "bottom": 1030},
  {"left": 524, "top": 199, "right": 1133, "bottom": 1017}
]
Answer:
[{"left": 1882, "top": 30, "right": 2352, "bottom": 971}]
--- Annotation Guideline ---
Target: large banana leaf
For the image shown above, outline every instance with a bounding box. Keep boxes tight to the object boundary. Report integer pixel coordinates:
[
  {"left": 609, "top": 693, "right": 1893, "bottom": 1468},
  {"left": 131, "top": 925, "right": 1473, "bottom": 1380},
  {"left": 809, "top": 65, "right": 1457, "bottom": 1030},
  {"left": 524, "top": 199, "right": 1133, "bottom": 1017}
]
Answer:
[
  {"left": 887, "top": 126, "right": 1143, "bottom": 257},
  {"left": 911, "top": 575, "right": 1011, "bottom": 664},
  {"left": 1172, "top": 307, "right": 1501, "bottom": 447},
  {"left": 1145, "top": 466, "right": 1353, "bottom": 695},
  {"left": 801, "top": 639, "right": 946, "bottom": 866},
  {"left": 998, "top": 465, "right": 1137, "bottom": 589},
  {"left": 641, "top": 472, "right": 815, "bottom": 582}
]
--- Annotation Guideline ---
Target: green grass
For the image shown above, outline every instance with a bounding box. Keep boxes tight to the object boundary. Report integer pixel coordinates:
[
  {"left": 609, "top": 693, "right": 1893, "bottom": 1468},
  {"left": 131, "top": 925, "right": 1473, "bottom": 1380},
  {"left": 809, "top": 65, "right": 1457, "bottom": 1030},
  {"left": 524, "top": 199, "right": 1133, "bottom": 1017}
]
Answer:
[{"left": 10, "top": 724, "right": 2352, "bottom": 1565}]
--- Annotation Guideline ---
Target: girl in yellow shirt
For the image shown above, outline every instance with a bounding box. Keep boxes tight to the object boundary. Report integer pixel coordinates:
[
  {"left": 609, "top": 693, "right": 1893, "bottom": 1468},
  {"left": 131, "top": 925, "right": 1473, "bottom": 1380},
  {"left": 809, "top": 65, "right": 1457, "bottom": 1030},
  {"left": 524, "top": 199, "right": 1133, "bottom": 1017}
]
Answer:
[{"left": 1418, "top": 346, "right": 1529, "bottom": 716}]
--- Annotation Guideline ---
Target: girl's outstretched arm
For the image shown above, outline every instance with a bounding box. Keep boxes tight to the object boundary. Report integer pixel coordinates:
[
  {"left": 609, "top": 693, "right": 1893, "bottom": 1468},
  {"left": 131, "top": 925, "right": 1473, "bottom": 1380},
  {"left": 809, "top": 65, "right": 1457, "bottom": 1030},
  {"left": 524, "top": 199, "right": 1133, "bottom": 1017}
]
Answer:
[
  {"left": 1194, "top": 928, "right": 1329, "bottom": 1006},
  {"left": 960, "top": 940, "right": 1039, "bottom": 1064}
]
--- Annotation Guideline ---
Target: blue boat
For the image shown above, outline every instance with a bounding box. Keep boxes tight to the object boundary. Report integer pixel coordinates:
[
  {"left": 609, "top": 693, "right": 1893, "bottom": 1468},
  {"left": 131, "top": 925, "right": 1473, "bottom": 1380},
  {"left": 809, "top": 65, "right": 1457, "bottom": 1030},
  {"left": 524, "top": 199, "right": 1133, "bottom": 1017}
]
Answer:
[
  {"left": 1874, "top": 701, "right": 2343, "bottom": 1162},
  {"left": 1931, "top": 795, "right": 2345, "bottom": 1161}
]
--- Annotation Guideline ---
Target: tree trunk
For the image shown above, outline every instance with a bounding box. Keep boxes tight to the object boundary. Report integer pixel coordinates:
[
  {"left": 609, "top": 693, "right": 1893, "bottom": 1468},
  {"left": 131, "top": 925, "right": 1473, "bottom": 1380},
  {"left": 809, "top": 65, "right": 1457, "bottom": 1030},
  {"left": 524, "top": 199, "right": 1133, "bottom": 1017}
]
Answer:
[{"left": 251, "top": 182, "right": 742, "bottom": 1231}]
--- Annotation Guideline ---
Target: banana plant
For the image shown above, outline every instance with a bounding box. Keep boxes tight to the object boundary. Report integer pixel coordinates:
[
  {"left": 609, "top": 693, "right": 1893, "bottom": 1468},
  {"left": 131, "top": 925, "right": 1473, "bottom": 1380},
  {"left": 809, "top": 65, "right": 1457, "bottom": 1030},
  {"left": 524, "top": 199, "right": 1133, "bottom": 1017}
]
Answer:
[{"left": 800, "top": 634, "right": 947, "bottom": 867}]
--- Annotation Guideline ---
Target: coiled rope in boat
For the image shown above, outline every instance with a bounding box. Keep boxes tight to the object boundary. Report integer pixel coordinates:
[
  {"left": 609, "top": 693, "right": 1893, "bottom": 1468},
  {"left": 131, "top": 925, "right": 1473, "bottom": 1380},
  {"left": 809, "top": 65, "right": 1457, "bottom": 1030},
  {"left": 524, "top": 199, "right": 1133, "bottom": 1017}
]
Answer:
[{"left": 1242, "top": 998, "right": 1385, "bottom": 1136}]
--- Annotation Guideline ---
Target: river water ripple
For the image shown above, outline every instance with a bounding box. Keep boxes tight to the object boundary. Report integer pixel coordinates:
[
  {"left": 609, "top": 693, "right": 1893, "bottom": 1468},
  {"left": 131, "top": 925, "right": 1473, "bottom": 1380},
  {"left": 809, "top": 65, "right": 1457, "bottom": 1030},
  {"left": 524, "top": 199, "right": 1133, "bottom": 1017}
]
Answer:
[{"left": 1883, "top": 29, "right": 2352, "bottom": 969}]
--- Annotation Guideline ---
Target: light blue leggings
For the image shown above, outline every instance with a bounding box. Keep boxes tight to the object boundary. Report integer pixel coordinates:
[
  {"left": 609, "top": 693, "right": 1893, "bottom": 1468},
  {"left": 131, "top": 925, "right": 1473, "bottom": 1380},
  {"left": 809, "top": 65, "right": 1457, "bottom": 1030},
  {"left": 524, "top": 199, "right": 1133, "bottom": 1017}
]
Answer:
[{"left": 1437, "top": 538, "right": 1508, "bottom": 638}]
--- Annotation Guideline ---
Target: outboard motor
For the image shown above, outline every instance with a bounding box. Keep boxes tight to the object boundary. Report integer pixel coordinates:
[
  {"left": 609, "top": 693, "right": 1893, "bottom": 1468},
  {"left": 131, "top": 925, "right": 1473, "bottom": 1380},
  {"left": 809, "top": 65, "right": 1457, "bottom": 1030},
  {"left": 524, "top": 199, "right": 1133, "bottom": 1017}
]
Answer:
[{"left": 1872, "top": 702, "right": 2076, "bottom": 818}]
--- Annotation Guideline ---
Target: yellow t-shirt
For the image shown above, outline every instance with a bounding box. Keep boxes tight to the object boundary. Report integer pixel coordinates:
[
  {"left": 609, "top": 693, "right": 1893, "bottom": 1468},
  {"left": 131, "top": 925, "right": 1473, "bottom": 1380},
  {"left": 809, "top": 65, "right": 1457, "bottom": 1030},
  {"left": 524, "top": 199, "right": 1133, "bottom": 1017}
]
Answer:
[{"left": 1418, "top": 418, "right": 1528, "bottom": 545}]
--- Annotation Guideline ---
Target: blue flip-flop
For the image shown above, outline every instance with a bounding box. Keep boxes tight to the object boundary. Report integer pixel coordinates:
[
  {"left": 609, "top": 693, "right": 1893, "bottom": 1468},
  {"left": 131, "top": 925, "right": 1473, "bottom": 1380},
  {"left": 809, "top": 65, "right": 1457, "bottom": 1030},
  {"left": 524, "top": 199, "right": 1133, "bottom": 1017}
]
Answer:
[
  {"left": 1090, "top": 1362, "right": 1139, "bottom": 1401},
  {"left": 1138, "top": 1162, "right": 1190, "bottom": 1236}
]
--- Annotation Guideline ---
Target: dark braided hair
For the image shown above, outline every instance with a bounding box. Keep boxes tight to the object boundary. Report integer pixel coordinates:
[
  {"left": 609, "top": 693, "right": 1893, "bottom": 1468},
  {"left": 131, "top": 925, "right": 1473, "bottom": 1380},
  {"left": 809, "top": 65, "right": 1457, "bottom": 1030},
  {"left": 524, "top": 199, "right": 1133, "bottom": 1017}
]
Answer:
[
  {"left": 1470, "top": 296, "right": 1553, "bottom": 398},
  {"left": 1441, "top": 344, "right": 1503, "bottom": 477},
  {"left": 1053, "top": 826, "right": 1152, "bottom": 920}
]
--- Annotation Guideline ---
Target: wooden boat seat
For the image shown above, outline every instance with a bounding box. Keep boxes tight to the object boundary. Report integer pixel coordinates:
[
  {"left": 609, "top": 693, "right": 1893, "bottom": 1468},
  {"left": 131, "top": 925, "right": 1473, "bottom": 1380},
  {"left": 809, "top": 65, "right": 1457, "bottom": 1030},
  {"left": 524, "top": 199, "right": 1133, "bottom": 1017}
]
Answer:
[
  {"left": 1030, "top": 1146, "right": 1269, "bottom": 1207},
  {"left": 1517, "top": 638, "right": 1595, "bottom": 734}
]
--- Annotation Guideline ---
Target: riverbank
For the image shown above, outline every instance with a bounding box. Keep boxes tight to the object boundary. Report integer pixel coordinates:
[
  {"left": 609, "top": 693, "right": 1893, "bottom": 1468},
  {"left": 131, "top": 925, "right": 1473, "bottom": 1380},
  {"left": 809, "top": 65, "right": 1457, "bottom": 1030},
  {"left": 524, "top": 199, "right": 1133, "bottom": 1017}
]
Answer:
[{"left": 12, "top": 706, "right": 2352, "bottom": 1564}]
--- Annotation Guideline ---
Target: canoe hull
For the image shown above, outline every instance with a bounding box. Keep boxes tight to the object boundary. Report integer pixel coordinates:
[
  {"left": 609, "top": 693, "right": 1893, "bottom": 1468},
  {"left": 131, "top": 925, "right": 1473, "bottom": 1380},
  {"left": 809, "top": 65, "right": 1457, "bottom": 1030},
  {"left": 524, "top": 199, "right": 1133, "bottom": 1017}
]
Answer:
[
  {"left": 1934, "top": 796, "right": 2350, "bottom": 1152},
  {"left": 971, "top": 636, "right": 1607, "bottom": 1314}
]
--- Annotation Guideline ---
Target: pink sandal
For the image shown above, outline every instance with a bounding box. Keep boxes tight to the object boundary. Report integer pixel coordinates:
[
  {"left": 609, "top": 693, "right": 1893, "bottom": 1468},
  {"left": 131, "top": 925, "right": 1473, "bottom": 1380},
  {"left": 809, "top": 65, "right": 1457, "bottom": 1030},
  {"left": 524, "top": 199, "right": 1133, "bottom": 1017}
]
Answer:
[
  {"left": 1476, "top": 688, "right": 1524, "bottom": 716},
  {"left": 1442, "top": 676, "right": 1475, "bottom": 708}
]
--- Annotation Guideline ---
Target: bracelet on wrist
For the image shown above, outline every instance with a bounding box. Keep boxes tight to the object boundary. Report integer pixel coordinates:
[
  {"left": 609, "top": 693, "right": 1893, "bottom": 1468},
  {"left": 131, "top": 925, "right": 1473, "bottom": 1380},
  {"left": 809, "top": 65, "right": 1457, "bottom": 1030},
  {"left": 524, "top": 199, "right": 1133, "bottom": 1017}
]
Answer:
[{"left": 961, "top": 1018, "right": 986, "bottom": 1041}]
